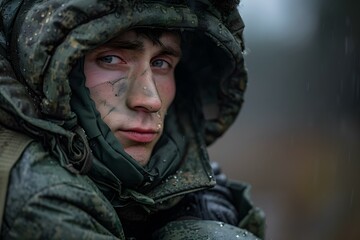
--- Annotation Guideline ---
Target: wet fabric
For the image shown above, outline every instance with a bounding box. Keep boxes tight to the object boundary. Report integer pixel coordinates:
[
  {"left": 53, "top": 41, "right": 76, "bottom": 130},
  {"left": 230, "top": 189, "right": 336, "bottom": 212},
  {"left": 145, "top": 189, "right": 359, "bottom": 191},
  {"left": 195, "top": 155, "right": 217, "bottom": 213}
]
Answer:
[{"left": 0, "top": 0, "right": 265, "bottom": 239}]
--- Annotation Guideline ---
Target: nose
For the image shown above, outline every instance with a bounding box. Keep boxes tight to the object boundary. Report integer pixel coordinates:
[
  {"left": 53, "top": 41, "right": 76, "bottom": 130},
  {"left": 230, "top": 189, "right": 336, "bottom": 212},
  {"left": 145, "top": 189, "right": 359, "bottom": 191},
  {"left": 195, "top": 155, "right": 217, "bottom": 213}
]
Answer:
[{"left": 126, "top": 68, "right": 162, "bottom": 112}]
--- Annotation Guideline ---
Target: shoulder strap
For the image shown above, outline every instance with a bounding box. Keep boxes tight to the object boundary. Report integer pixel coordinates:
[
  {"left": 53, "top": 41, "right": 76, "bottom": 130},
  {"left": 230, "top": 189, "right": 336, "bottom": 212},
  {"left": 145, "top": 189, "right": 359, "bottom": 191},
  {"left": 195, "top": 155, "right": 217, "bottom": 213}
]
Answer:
[{"left": 0, "top": 127, "right": 33, "bottom": 228}]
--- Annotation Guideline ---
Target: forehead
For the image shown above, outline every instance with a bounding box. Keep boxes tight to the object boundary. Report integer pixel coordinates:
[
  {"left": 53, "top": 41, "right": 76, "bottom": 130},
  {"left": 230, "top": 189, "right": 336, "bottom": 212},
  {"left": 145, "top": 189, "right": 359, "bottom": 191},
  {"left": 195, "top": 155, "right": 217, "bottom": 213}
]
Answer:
[{"left": 102, "top": 30, "right": 181, "bottom": 50}]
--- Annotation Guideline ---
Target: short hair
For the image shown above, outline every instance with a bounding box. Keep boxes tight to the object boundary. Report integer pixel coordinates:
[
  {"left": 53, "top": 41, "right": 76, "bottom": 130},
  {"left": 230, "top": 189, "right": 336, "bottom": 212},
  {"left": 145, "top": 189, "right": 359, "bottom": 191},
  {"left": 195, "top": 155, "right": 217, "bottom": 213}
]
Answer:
[{"left": 132, "top": 28, "right": 181, "bottom": 47}]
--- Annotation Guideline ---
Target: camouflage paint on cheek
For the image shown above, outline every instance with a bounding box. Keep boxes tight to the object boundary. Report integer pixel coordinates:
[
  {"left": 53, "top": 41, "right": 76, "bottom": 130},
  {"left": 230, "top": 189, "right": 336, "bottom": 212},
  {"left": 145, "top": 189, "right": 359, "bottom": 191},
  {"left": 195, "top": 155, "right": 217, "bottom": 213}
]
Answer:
[
  {"left": 107, "top": 77, "right": 127, "bottom": 97},
  {"left": 114, "top": 81, "right": 127, "bottom": 97},
  {"left": 93, "top": 97, "right": 115, "bottom": 120},
  {"left": 102, "top": 106, "right": 116, "bottom": 120}
]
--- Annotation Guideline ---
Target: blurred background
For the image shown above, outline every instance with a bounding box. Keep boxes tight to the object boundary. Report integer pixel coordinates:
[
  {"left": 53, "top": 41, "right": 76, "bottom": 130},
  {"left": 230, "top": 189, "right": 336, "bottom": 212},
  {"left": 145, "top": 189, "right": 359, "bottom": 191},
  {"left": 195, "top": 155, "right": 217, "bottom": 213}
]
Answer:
[{"left": 208, "top": 0, "right": 360, "bottom": 239}]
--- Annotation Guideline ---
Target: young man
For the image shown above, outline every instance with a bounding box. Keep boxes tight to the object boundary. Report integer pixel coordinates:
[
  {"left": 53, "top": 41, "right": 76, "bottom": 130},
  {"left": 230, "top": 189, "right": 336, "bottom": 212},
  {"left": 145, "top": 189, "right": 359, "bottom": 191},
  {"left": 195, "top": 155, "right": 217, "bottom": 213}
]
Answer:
[{"left": 0, "top": 0, "right": 265, "bottom": 239}]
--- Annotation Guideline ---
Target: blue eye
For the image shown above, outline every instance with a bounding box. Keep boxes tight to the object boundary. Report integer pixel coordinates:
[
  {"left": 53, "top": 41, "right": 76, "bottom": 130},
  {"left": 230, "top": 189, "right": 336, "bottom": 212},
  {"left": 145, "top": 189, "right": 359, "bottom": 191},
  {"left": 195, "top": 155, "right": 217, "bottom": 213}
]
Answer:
[
  {"left": 152, "top": 59, "right": 170, "bottom": 68},
  {"left": 99, "top": 55, "right": 123, "bottom": 64}
]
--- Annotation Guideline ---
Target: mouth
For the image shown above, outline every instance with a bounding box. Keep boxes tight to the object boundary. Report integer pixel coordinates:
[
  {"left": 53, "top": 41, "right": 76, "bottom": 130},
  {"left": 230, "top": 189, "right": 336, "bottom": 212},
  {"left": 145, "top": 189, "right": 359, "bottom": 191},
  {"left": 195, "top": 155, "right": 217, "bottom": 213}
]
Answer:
[{"left": 119, "top": 128, "right": 158, "bottom": 143}]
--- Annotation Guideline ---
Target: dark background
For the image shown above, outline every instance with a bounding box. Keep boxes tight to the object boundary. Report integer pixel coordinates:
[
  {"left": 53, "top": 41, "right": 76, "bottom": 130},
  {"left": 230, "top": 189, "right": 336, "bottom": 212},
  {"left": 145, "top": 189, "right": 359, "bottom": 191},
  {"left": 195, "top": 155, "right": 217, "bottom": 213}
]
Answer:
[{"left": 208, "top": 0, "right": 360, "bottom": 239}]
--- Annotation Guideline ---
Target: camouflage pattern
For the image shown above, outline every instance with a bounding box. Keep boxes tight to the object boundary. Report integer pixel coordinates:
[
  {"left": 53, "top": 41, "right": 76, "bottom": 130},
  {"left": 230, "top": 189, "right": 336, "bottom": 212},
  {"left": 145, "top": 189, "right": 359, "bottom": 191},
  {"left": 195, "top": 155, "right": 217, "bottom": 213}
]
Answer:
[{"left": 0, "top": 0, "right": 265, "bottom": 239}]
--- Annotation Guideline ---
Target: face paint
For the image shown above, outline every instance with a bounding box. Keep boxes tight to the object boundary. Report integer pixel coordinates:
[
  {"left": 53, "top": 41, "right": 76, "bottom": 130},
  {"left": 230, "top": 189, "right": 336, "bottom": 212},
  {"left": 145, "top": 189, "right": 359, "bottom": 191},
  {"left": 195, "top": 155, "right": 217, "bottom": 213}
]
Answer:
[{"left": 84, "top": 30, "right": 181, "bottom": 165}]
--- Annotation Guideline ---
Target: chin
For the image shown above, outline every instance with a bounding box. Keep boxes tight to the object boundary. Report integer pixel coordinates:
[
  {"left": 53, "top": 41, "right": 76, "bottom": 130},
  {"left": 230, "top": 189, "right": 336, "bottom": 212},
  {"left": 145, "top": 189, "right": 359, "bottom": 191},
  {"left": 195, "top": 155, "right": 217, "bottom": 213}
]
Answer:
[
  {"left": 124, "top": 147, "right": 151, "bottom": 166},
  {"left": 134, "top": 157, "right": 150, "bottom": 166}
]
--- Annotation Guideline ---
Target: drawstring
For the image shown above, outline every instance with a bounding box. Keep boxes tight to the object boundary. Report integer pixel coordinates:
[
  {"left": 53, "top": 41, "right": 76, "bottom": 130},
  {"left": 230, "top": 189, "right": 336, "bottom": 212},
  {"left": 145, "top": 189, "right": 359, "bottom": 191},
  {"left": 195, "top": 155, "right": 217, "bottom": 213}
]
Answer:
[{"left": 61, "top": 126, "right": 92, "bottom": 174}]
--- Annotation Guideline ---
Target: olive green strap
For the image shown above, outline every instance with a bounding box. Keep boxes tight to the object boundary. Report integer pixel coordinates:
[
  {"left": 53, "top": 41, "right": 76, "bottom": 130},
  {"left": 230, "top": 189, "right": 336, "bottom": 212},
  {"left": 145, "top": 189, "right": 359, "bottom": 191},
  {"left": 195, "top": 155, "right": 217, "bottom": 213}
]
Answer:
[{"left": 0, "top": 128, "right": 33, "bottom": 228}]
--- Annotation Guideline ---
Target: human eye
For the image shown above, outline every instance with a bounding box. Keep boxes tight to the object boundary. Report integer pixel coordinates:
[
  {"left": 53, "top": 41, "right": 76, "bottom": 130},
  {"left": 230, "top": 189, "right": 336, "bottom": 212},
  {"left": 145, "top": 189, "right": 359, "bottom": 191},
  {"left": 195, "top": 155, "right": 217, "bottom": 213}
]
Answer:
[
  {"left": 151, "top": 59, "right": 171, "bottom": 69},
  {"left": 98, "top": 55, "right": 124, "bottom": 65}
]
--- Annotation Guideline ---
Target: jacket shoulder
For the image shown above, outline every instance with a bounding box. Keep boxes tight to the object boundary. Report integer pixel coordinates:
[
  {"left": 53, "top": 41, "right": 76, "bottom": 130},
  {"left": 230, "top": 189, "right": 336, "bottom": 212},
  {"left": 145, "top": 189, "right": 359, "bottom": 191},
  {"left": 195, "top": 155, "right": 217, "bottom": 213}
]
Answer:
[{"left": 2, "top": 141, "right": 124, "bottom": 239}]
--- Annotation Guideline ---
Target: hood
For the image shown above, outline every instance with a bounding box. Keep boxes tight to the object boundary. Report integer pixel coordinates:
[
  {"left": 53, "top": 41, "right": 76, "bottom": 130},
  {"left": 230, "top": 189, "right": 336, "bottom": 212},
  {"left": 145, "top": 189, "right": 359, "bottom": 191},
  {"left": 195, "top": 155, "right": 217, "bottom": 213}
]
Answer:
[{"left": 0, "top": 0, "right": 247, "bottom": 193}]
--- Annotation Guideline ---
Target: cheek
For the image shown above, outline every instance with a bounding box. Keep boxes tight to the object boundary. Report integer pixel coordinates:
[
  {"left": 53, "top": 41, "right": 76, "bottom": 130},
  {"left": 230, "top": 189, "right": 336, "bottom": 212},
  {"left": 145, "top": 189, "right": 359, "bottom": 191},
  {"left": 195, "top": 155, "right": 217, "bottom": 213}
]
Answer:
[
  {"left": 158, "top": 77, "right": 176, "bottom": 107},
  {"left": 84, "top": 61, "right": 124, "bottom": 88}
]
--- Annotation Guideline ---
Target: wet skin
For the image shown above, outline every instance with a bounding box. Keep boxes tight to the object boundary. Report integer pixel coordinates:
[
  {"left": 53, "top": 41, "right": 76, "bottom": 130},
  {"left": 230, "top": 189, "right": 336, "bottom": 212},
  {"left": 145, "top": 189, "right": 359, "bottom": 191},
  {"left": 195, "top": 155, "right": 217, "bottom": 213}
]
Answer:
[{"left": 84, "top": 30, "right": 181, "bottom": 166}]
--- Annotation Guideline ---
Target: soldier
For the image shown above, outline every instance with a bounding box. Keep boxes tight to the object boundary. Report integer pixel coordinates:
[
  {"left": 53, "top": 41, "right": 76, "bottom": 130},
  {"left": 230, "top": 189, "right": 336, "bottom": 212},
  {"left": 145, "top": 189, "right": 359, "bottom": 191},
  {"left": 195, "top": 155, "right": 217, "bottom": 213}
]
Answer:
[{"left": 0, "top": 1, "right": 265, "bottom": 239}]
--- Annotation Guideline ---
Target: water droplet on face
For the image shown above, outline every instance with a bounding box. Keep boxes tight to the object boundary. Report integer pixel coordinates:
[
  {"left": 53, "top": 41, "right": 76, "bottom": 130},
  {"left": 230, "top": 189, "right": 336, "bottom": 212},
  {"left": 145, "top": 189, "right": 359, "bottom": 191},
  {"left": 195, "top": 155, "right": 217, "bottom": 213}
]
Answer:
[
  {"left": 156, "top": 112, "right": 161, "bottom": 118},
  {"left": 157, "top": 123, "right": 162, "bottom": 129}
]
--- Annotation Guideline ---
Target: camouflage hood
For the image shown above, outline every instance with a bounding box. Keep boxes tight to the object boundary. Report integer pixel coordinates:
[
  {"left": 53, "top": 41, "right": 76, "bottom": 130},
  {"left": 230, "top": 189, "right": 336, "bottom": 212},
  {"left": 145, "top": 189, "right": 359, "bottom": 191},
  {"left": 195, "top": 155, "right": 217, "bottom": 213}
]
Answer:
[{"left": 0, "top": 0, "right": 247, "bottom": 192}]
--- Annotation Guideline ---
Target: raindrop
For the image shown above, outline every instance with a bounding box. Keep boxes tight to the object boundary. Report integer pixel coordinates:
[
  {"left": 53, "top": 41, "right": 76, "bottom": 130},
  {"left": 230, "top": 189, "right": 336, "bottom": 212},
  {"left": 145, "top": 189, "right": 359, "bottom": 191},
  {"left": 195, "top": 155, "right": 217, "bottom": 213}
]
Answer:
[
  {"left": 242, "top": 231, "right": 248, "bottom": 237},
  {"left": 218, "top": 222, "right": 225, "bottom": 227},
  {"left": 58, "top": 12, "right": 63, "bottom": 17},
  {"left": 236, "top": 235, "right": 240, "bottom": 238},
  {"left": 218, "top": 24, "right": 223, "bottom": 34},
  {"left": 41, "top": 13, "right": 45, "bottom": 18}
]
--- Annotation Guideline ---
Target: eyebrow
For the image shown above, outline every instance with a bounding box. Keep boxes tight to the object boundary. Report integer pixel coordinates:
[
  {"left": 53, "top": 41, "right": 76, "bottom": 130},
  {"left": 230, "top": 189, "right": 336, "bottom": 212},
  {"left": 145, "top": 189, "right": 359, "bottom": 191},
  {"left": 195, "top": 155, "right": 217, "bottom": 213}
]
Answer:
[
  {"left": 103, "top": 40, "right": 182, "bottom": 58},
  {"left": 157, "top": 45, "right": 182, "bottom": 58},
  {"left": 105, "top": 40, "right": 144, "bottom": 51}
]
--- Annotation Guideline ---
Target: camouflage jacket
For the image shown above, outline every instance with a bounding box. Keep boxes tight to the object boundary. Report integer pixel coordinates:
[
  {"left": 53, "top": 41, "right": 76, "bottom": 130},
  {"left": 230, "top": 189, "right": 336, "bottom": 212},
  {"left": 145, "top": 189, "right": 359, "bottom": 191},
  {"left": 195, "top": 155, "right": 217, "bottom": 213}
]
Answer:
[{"left": 0, "top": 0, "right": 265, "bottom": 239}]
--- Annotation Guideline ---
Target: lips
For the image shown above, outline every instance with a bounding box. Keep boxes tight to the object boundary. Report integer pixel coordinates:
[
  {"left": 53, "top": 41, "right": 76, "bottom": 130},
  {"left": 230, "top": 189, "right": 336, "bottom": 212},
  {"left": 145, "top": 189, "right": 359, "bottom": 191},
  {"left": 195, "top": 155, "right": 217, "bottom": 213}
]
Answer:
[{"left": 119, "top": 128, "right": 158, "bottom": 143}]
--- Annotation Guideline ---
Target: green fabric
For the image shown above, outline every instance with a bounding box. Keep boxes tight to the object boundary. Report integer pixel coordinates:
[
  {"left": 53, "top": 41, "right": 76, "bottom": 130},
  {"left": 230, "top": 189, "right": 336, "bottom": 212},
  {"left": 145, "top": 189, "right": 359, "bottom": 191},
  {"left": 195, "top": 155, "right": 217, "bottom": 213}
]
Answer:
[
  {"left": 153, "top": 220, "right": 259, "bottom": 240},
  {"left": 0, "top": 0, "right": 264, "bottom": 239},
  {"left": 0, "top": 127, "right": 33, "bottom": 229},
  {"left": 228, "top": 181, "right": 266, "bottom": 239},
  {"left": 2, "top": 141, "right": 125, "bottom": 239}
]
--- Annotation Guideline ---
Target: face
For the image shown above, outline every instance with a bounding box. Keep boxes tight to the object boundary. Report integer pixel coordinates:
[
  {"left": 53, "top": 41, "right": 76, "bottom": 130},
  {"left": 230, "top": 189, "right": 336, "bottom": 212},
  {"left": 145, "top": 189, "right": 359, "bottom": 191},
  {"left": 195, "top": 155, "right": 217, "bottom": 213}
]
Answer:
[{"left": 84, "top": 30, "right": 181, "bottom": 166}]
